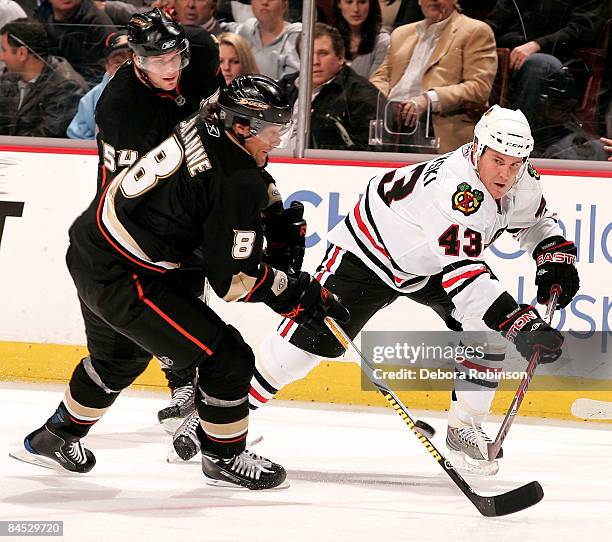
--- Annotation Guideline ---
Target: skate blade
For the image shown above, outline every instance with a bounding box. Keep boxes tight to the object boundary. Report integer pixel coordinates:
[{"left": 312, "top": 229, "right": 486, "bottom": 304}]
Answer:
[
  {"left": 447, "top": 449, "right": 499, "bottom": 476},
  {"left": 9, "top": 449, "right": 70, "bottom": 473},
  {"left": 160, "top": 418, "right": 184, "bottom": 434},
  {"left": 203, "top": 475, "right": 290, "bottom": 490}
]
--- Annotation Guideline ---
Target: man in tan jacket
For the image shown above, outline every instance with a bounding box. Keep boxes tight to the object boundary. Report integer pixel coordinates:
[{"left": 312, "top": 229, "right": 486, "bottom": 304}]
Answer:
[{"left": 370, "top": 0, "right": 497, "bottom": 153}]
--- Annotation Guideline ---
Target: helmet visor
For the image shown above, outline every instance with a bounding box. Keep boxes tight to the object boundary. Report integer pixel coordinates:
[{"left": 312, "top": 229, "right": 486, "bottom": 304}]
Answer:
[
  {"left": 135, "top": 42, "right": 190, "bottom": 76},
  {"left": 251, "top": 120, "right": 294, "bottom": 149}
]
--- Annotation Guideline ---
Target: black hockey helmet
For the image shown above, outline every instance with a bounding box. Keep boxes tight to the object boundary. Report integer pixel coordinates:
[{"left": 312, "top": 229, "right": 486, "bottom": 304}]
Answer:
[
  {"left": 127, "top": 8, "right": 188, "bottom": 57},
  {"left": 218, "top": 75, "right": 294, "bottom": 148}
]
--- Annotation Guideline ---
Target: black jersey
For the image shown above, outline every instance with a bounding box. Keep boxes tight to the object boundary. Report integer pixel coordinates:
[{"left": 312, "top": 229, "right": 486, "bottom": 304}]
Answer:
[
  {"left": 69, "top": 112, "right": 271, "bottom": 302},
  {"left": 95, "top": 26, "right": 225, "bottom": 193}
]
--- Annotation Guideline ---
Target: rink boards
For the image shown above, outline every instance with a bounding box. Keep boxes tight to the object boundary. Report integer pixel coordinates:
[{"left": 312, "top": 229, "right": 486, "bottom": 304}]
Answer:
[{"left": 0, "top": 147, "right": 611, "bottom": 420}]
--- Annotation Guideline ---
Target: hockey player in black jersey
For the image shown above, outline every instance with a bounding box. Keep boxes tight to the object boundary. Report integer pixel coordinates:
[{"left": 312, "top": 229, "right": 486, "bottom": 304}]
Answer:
[
  {"left": 15, "top": 75, "right": 348, "bottom": 490},
  {"left": 95, "top": 9, "right": 226, "bottom": 429},
  {"left": 95, "top": 8, "right": 225, "bottom": 193}
]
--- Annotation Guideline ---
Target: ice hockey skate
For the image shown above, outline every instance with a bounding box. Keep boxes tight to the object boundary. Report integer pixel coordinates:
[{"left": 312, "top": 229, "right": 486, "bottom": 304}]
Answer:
[
  {"left": 10, "top": 423, "right": 95, "bottom": 474},
  {"left": 157, "top": 382, "right": 196, "bottom": 434},
  {"left": 446, "top": 425, "right": 502, "bottom": 476},
  {"left": 171, "top": 411, "right": 201, "bottom": 461},
  {"left": 201, "top": 448, "right": 288, "bottom": 490},
  {"left": 168, "top": 412, "right": 265, "bottom": 463}
]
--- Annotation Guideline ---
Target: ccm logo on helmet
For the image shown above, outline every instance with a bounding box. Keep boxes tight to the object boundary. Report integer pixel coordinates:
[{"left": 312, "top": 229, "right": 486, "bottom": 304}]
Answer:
[{"left": 161, "top": 39, "right": 176, "bottom": 50}]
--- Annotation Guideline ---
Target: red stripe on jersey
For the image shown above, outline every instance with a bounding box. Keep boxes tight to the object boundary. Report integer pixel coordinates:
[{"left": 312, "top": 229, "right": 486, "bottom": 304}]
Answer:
[
  {"left": 100, "top": 165, "right": 107, "bottom": 189},
  {"left": 458, "top": 359, "right": 502, "bottom": 373},
  {"left": 326, "top": 246, "right": 341, "bottom": 271},
  {"left": 96, "top": 181, "right": 166, "bottom": 274},
  {"left": 132, "top": 274, "right": 214, "bottom": 356},
  {"left": 442, "top": 266, "right": 487, "bottom": 289},
  {"left": 244, "top": 264, "right": 269, "bottom": 303},
  {"left": 353, "top": 198, "right": 390, "bottom": 259},
  {"left": 280, "top": 319, "right": 296, "bottom": 337},
  {"left": 249, "top": 386, "right": 268, "bottom": 404},
  {"left": 352, "top": 203, "right": 410, "bottom": 286}
]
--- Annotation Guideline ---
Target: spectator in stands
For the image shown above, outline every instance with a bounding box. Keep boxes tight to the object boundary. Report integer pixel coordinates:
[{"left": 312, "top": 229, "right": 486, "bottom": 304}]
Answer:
[
  {"left": 378, "top": 0, "right": 423, "bottom": 30},
  {"left": 531, "top": 63, "right": 607, "bottom": 160},
  {"left": 94, "top": 2, "right": 146, "bottom": 26},
  {"left": 174, "top": 0, "right": 222, "bottom": 35},
  {"left": 0, "top": 0, "right": 25, "bottom": 71},
  {"left": 333, "top": 0, "right": 389, "bottom": 78},
  {"left": 0, "top": 18, "right": 89, "bottom": 137},
  {"left": 34, "top": 0, "right": 117, "bottom": 87},
  {"left": 279, "top": 23, "right": 380, "bottom": 150},
  {"left": 217, "top": 0, "right": 253, "bottom": 22},
  {"left": 217, "top": 0, "right": 300, "bottom": 23},
  {"left": 485, "top": 0, "right": 607, "bottom": 130},
  {"left": 218, "top": 31, "right": 260, "bottom": 84},
  {"left": 222, "top": 0, "right": 301, "bottom": 80},
  {"left": 67, "top": 30, "right": 130, "bottom": 139},
  {"left": 370, "top": 0, "right": 497, "bottom": 153},
  {"left": 0, "top": 1, "right": 26, "bottom": 29}
]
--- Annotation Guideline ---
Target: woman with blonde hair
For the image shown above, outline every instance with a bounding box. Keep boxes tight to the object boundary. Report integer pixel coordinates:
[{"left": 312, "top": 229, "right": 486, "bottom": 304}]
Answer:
[{"left": 218, "top": 32, "right": 261, "bottom": 85}]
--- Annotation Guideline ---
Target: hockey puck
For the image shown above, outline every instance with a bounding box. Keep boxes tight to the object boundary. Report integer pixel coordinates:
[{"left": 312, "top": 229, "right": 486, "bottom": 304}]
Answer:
[{"left": 414, "top": 420, "right": 436, "bottom": 439}]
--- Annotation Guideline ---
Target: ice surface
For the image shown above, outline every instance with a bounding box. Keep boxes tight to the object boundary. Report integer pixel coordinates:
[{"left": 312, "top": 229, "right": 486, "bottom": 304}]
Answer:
[{"left": 1, "top": 382, "right": 611, "bottom": 541}]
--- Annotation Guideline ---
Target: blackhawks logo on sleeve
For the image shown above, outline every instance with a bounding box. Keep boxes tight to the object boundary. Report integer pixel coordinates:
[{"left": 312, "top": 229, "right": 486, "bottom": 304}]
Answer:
[
  {"left": 527, "top": 163, "right": 541, "bottom": 180},
  {"left": 452, "top": 183, "right": 484, "bottom": 216}
]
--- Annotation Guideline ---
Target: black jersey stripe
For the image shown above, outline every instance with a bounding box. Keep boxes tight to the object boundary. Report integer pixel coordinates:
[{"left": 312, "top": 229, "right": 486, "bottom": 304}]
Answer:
[
  {"left": 345, "top": 215, "right": 426, "bottom": 289},
  {"left": 345, "top": 217, "right": 398, "bottom": 284},
  {"left": 442, "top": 259, "right": 487, "bottom": 274},
  {"left": 253, "top": 367, "right": 279, "bottom": 395}
]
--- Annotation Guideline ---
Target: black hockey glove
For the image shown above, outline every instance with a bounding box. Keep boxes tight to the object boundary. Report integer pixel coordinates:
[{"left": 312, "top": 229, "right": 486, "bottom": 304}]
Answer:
[
  {"left": 262, "top": 201, "right": 307, "bottom": 276},
  {"left": 498, "top": 304, "right": 564, "bottom": 364},
  {"left": 268, "top": 272, "right": 349, "bottom": 334},
  {"left": 533, "top": 236, "right": 579, "bottom": 308}
]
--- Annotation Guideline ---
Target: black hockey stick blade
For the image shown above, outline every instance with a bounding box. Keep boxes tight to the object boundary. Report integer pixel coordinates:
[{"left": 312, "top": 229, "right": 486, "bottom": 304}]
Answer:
[{"left": 476, "top": 481, "right": 544, "bottom": 517}]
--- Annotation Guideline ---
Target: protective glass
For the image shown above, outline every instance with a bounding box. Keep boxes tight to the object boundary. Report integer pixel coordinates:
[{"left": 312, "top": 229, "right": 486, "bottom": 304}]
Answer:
[{"left": 135, "top": 42, "right": 190, "bottom": 75}]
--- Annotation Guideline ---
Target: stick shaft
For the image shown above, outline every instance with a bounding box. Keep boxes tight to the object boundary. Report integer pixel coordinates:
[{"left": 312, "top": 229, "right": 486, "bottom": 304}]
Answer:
[{"left": 487, "top": 285, "right": 561, "bottom": 459}]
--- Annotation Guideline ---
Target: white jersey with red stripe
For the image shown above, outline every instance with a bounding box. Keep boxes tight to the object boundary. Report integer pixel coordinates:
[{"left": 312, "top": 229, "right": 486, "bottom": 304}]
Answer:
[{"left": 327, "top": 144, "right": 563, "bottom": 321}]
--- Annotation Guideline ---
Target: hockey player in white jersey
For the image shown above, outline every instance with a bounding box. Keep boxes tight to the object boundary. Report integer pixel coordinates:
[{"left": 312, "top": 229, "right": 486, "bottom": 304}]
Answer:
[{"left": 244, "top": 105, "right": 580, "bottom": 474}]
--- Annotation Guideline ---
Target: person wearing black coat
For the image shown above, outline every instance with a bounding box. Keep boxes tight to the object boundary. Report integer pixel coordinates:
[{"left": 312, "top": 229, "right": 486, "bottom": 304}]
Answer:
[
  {"left": 278, "top": 22, "right": 381, "bottom": 151},
  {"left": 34, "top": 0, "right": 118, "bottom": 87},
  {"left": 0, "top": 18, "right": 89, "bottom": 137},
  {"left": 484, "top": 0, "right": 608, "bottom": 131}
]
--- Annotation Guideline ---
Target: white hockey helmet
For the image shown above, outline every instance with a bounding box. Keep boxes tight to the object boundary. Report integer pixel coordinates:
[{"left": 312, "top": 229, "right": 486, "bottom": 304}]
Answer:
[{"left": 471, "top": 105, "right": 534, "bottom": 177}]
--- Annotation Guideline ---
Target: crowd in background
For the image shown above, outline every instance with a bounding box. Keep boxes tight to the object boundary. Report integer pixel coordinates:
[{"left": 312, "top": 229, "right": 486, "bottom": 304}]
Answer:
[{"left": 0, "top": 0, "right": 611, "bottom": 161}]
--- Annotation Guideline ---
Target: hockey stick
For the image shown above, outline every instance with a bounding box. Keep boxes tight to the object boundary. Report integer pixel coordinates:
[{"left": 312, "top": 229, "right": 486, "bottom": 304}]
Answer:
[
  {"left": 481, "top": 285, "right": 562, "bottom": 461},
  {"left": 571, "top": 398, "right": 612, "bottom": 420},
  {"left": 324, "top": 317, "right": 544, "bottom": 517}
]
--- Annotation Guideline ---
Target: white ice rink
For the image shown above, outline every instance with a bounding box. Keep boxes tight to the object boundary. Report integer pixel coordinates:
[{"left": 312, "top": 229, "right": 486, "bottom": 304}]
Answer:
[{"left": 1, "top": 381, "right": 611, "bottom": 542}]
